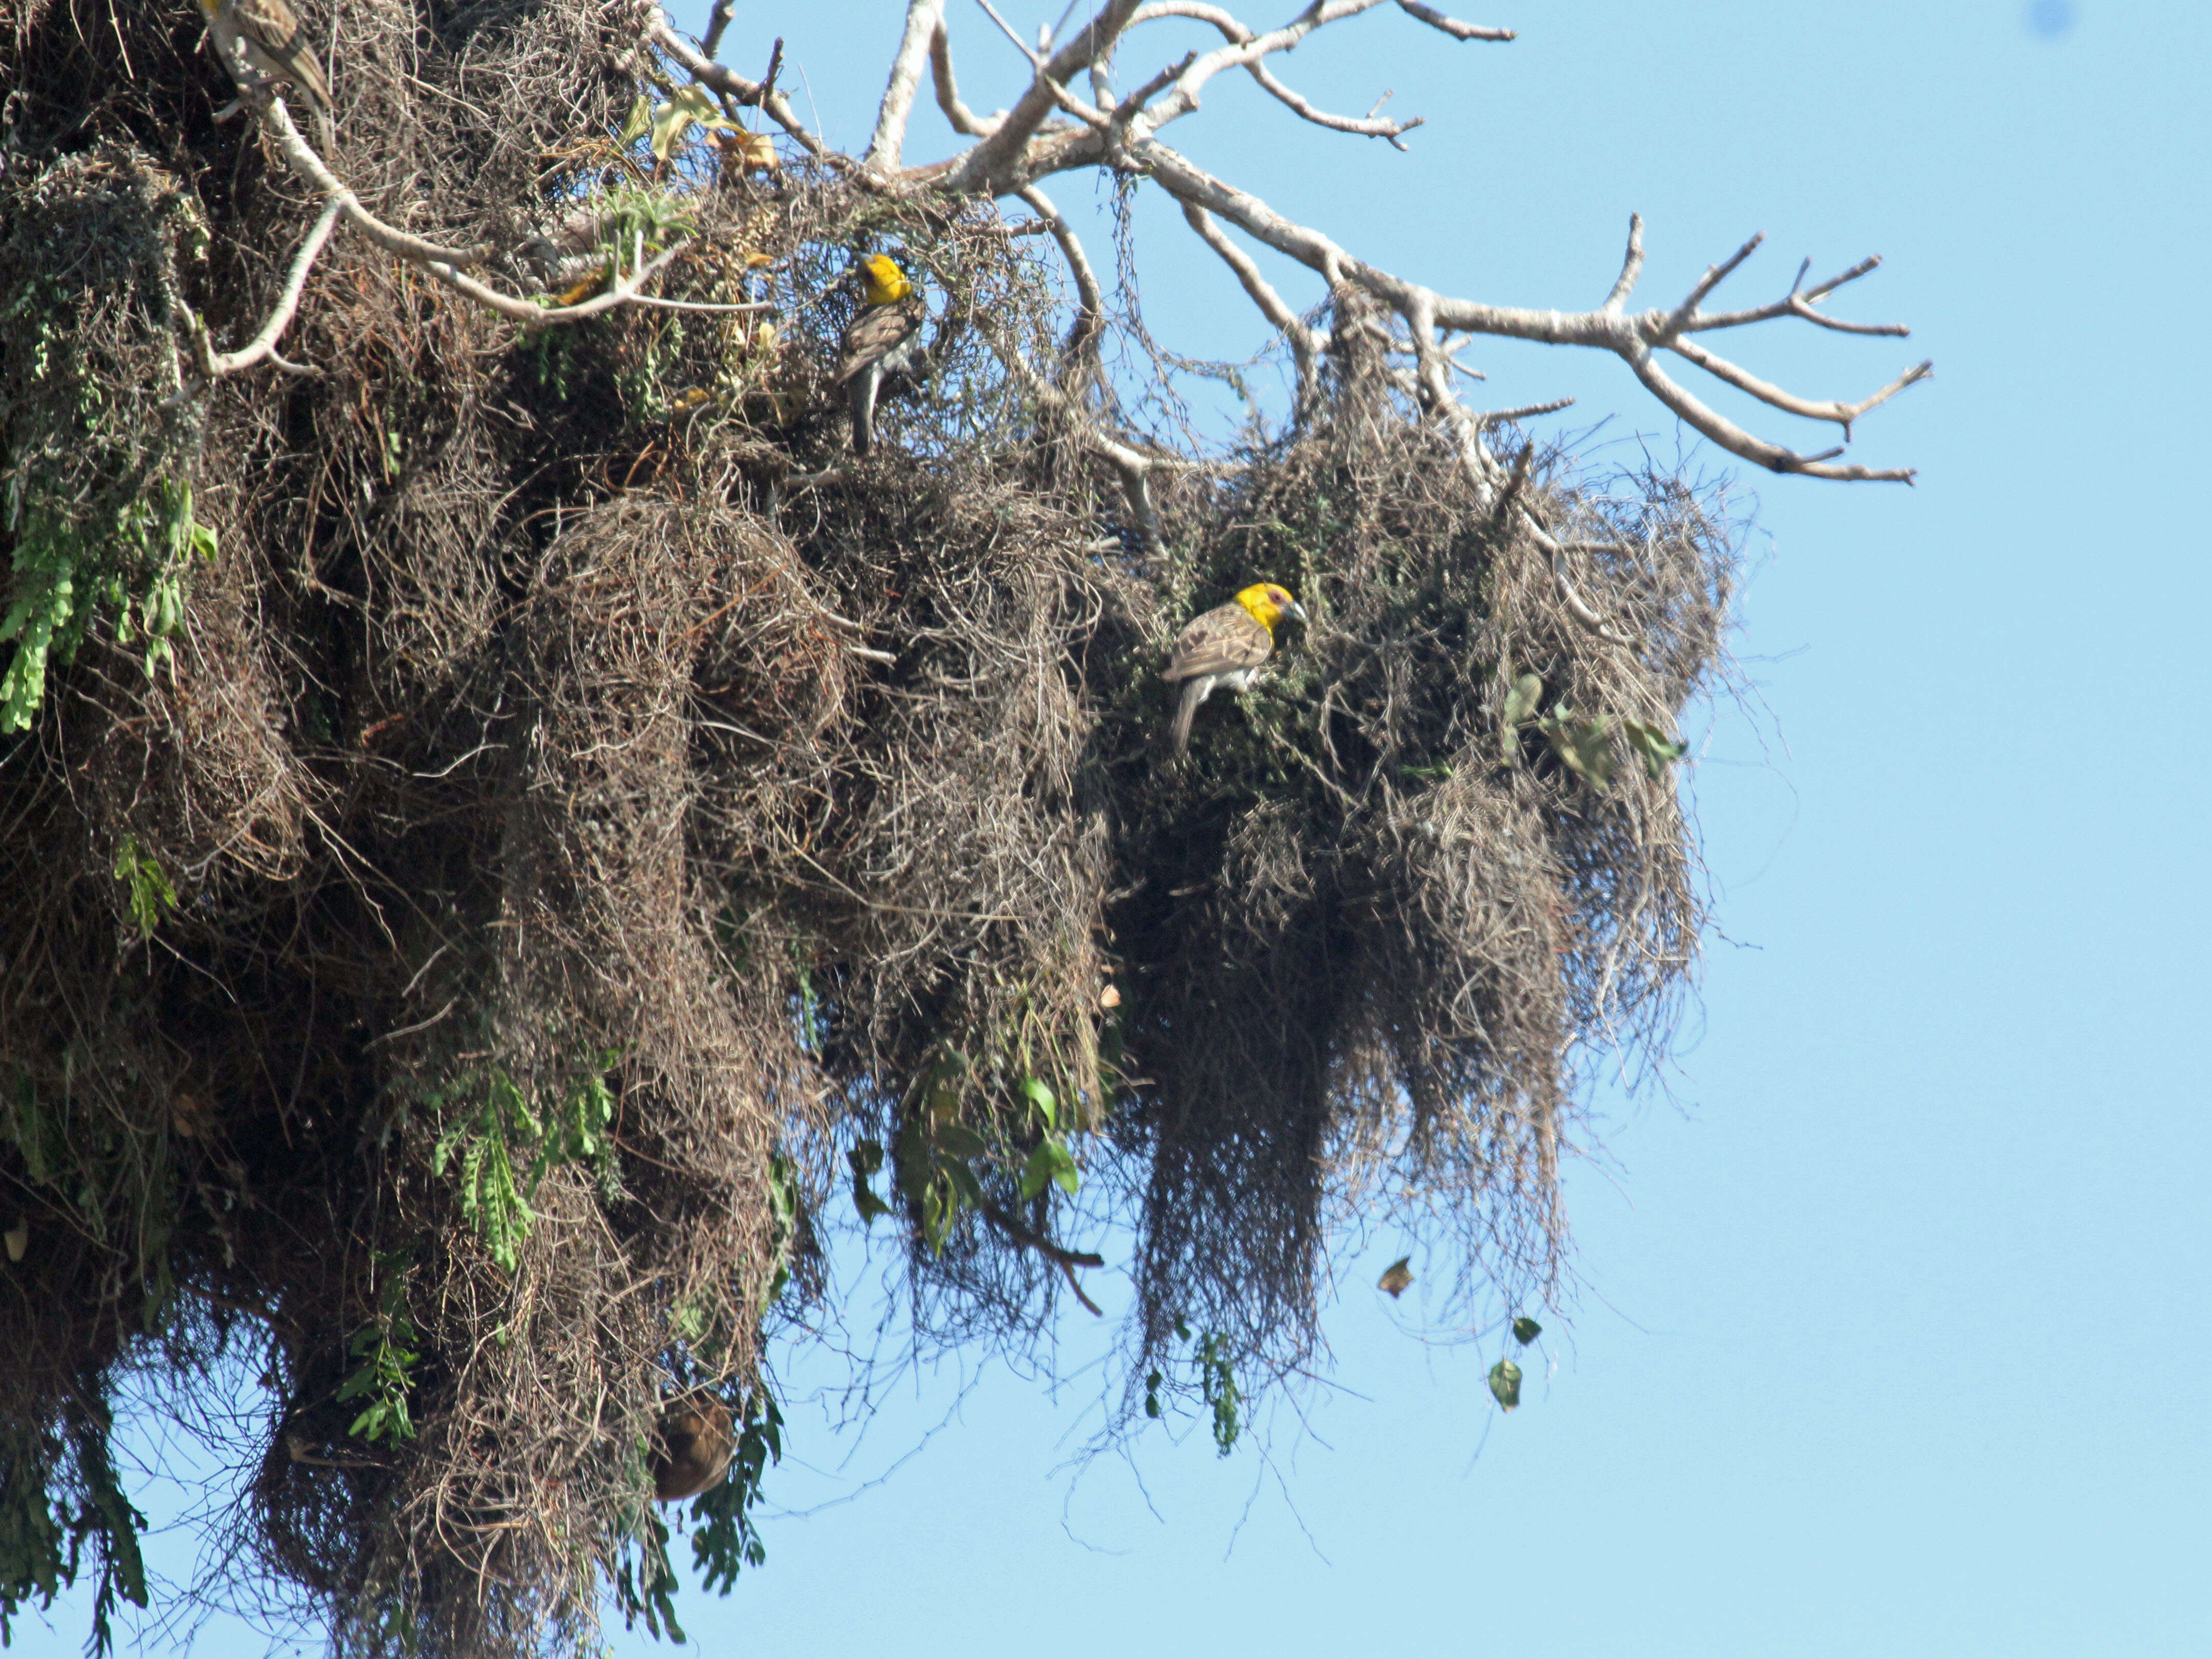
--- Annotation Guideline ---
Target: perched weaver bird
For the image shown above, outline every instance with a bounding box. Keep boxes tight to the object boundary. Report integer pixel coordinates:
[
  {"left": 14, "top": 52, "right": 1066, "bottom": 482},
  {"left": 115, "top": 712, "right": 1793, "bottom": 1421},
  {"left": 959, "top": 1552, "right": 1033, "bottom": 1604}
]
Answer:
[
  {"left": 198, "top": 0, "right": 336, "bottom": 148},
  {"left": 833, "top": 253, "right": 926, "bottom": 456},
  {"left": 1163, "top": 582, "right": 1307, "bottom": 755},
  {"left": 650, "top": 1391, "right": 734, "bottom": 1503}
]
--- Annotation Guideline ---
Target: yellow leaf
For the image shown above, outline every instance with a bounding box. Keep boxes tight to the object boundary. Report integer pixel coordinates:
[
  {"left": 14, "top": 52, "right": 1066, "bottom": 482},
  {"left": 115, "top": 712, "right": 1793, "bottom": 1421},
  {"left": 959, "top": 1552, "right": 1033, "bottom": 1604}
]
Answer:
[
  {"left": 650, "top": 87, "right": 738, "bottom": 162},
  {"left": 721, "top": 128, "right": 778, "bottom": 171}
]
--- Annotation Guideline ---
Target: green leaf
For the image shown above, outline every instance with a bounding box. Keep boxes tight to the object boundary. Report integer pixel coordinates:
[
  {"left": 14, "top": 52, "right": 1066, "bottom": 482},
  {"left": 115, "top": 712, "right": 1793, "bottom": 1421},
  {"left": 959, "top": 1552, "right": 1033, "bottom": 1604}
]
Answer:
[
  {"left": 1021, "top": 1075, "right": 1057, "bottom": 1130},
  {"left": 941, "top": 1156, "right": 985, "bottom": 1209},
  {"left": 848, "top": 1142, "right": 891, "bottom": 1223},
  {"left": 1018, "top": 1141, "right": 1056, "bottom": 1203},
  {"left": 932, "top": 1121, "right": 990, "bottom": 1161},
  {"left": 892, "top": 1120, "right": 931, "bottom": 1200},
  {"left": 1511, "top": 1316, "right": 1542, "bottom": 1345},
  {"left": 618, "top": 93, "right": 653, "bottom": 149},
  {"left": 1622, "top": 717, "right": 1689, "bottom": 779},
  {"left": 1047, "top": 1138, "right": 1079, "bottom": 1196},
  {"left": 111, "top": 834, "right": 177, "bottom": 941},
  {"left": 1488, "top": 1358, "right": 1523, "bottom": 1412},
  {"left": 1502, "top": 671, "right": 1545, "bottom": 728},
  {"left": 919, "top": 1182, "right": 948, "bottom": 1251},
  {"left": 1541, "top": 712, "right": 1617, "bottom": 787}
]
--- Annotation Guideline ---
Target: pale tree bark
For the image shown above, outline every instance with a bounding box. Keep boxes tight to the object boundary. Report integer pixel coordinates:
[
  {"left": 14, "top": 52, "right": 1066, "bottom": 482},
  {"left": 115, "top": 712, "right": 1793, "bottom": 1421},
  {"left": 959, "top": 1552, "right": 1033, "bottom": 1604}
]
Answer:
[{"left": 199, "top": 0, "right": 1927, "bottom": 496}]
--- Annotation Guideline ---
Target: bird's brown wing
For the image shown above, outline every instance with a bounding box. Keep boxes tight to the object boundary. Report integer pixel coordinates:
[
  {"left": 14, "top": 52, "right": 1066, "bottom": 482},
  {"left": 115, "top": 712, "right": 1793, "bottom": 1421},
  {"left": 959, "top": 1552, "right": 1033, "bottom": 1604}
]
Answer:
[
  {"left": 235, "top": 0, "right": 332, "bottom": 107},
  {"left": 1164, "top": 601, "right": 1272, "bottom": 682},
  {"left": 834, "top": 295, "right": 925, "bottom": 385}
]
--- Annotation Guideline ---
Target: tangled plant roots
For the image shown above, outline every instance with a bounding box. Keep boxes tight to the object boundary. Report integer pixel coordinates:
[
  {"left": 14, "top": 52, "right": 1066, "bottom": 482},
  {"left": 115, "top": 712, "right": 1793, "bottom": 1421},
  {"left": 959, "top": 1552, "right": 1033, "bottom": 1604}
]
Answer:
[{"left": 2, "top": 0, "right": 1734, "bottom": 1651}]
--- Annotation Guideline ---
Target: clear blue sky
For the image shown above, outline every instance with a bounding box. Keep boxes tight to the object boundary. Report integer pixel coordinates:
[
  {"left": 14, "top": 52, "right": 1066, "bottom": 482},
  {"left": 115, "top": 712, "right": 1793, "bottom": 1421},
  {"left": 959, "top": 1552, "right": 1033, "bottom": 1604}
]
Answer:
[{"left": 19, "top": 3, "right": 2211, "bottom": 1655}]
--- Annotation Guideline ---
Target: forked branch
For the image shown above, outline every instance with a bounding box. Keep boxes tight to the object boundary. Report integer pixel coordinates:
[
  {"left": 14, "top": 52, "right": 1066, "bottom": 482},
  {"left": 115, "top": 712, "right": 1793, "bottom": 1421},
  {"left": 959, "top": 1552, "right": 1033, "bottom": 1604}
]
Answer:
[
  {"left": 219, "top": 95, "right": 766, "bottom": 342},
  {"left": 724, "top": 0, "right": 1931, "bottom": 484}
]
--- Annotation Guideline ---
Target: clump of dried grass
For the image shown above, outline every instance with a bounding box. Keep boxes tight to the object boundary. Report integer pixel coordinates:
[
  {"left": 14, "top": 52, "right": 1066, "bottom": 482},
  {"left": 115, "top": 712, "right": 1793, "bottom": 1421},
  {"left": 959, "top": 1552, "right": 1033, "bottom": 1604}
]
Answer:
[{"left": 0, "top": 0, "right": 1733, "bottom": 1651}]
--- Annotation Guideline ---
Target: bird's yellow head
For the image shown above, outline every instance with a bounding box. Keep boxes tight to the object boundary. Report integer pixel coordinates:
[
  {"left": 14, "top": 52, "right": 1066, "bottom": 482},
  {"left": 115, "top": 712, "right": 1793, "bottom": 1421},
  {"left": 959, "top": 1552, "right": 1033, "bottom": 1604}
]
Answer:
[
  {"left": 1234, "top": 582, "right": 1306, "bottom": 633},
  {"left": 196, "top": 0, "right": 220, "bottom": 16},
  {"left": 857, "top": 253, "right": 915, "bottom": 307}
]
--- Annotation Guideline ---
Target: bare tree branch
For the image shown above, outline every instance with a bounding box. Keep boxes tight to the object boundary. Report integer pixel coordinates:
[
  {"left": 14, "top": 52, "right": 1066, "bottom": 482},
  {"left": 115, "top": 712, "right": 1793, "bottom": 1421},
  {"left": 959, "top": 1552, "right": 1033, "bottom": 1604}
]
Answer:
[
  {"left": 188, "top": 198, "right": 341, "bottom": 381},
  {"left": 1397, "top": 296, "right": 1632, "bottom": 643},
  {"left": 1472, "top": 396, "right": 1575, "bottom": 427},
  {"left": 648, "top": 17, "right": 832, "bottom": 161},
  {"left": 980, "top": 1203, "right": 1107, "bottom": 1316},
  {"left": 1688, "top": 255, "right": 1908, "bottom": 336},
  {"left": 929, "top": 15, "right": 999, "bottom": 135},
  {"left": 1601, "top": 212, "right": 1645, "bottom": 312},
  {"left": 1659, "top": 230, "right": 1764, "bottom": 340},
  {"left": 1114, "top": 140, "right": 1924, "bottom": 479},
  {"left": 699, "top": 0, "right": 738, "bottom": 62},
  {"left": 250, "top": 98, "right": 764, "bottom": 330},
  {"left": 638, "top": 0, "right": 1928, "bottom": 482},
  {"left": 934, "top": 0, "right": 1143, "bottom": 194},
  {"left": 1665, "top": 336, "right": 1932, "bottom": 441},
  {"left": 868, "top": 0, "right": 948, "bottom": 172},
  {"left": 1179, "top": 199, "right": 1319, "bottom": 406},
  {"left": 1017, "top": 184, "right": 1106, "bottom": 365},
  {"left": 1392, "top": 0, "right": 1515, "bottom": 41},
  {"left": 1131, "top": 1, "right": 1427, "bottom": 146}
]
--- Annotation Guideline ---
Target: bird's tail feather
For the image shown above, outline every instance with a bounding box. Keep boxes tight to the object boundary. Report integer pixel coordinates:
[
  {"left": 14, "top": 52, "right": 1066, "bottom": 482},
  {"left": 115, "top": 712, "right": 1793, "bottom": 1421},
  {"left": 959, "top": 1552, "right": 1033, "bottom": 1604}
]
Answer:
[
  {"left": 848, "top": 370, "right": 877, "bottom": 457},
  {"left": 1170, "top": 678, "right": 1205, "bottom": 755}
]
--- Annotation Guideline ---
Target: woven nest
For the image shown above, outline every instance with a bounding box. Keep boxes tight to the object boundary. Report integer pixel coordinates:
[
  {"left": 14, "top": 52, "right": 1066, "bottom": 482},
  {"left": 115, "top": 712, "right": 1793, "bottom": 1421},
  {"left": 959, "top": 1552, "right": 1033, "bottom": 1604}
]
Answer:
[{"left": 0, "top": 0, "right": 1735, "bottom": 1652}]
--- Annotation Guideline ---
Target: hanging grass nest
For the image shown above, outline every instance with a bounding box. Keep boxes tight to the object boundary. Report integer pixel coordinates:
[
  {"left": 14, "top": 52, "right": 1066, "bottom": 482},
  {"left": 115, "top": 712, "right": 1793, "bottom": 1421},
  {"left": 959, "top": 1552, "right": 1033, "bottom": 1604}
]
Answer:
[{"left": 0, "top": 0, "right": 1734, "bottom": 1651}]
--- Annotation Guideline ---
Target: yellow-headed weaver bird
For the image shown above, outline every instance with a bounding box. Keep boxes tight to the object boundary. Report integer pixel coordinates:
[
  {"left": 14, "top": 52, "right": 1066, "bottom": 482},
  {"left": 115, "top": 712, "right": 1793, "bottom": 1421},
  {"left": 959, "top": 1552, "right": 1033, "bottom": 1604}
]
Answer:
[
  {"left": 833, "top": 253, "right": 927, "bottom": 456},
  {"left": 1163, "top": 582, "right": 1307, "bottom": 755},
  {"left": 198, "top": 0, "right": 336, "bottom": 147}
]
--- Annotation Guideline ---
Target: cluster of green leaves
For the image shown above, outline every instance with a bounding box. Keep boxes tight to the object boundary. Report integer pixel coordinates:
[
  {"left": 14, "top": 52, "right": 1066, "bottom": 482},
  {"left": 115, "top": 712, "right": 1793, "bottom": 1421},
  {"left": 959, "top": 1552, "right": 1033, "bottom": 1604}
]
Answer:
[
  {"left": 110, "top": 834, "right": 176, "bottom": 941},
  {"left": 690, "top": 1389, "right": 782, "bottom": 1595},
  {"left": 334, "top": 1249, "right": 422, "bottom": 1445},
  {"left": 793, "top": 961, "right": 825, "bottom": 1055},
  {"left": 1488, "top": 1314, "right": 1544, "bottom": 1413},
  {"left": 0, "top": 1416, "right": 148, "bottom": 1659},
  {"left": 612, "top": 1385, "right": 783, "bottom": 1644},
  {"left": 612, "top": 1510, "right": 684, "bottom": 1644},
  {"left": 1196, "top": 1331, "right": 1242, "bottom": 1456},
  {"left": 429, "top": 1055, "right": 618, "bottom": 1275},
  {"left": 859, "top": 1054, "right": 1082, "bottom": 1253},
  {"left": 0, "top": 474, "right": 215, "bottom": 734},
  {"left": 1141, "top": 1322, "right": 1244, "bottom": 1457},
  {"left": 762, "top": 1151, "right": 799, "bottom": 1307},
  {"left": 1500, "top": 670, "right": 1688, "bottom": 788}
]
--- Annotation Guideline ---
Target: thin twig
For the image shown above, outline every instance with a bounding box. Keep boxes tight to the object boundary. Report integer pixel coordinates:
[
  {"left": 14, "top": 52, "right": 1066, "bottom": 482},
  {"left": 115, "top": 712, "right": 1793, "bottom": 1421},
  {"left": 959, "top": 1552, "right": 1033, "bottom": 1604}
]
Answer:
[{"left": 980, "top": 1203, "right": 1107, "bottom": 1315}]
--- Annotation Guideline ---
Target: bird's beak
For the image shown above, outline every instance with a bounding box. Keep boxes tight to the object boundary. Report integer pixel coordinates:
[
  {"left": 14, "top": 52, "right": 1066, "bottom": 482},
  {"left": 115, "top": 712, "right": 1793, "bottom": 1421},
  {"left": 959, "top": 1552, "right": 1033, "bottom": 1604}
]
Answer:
[{"left": 1287, "top": 601, "right": 1309, "bottom": 624}]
